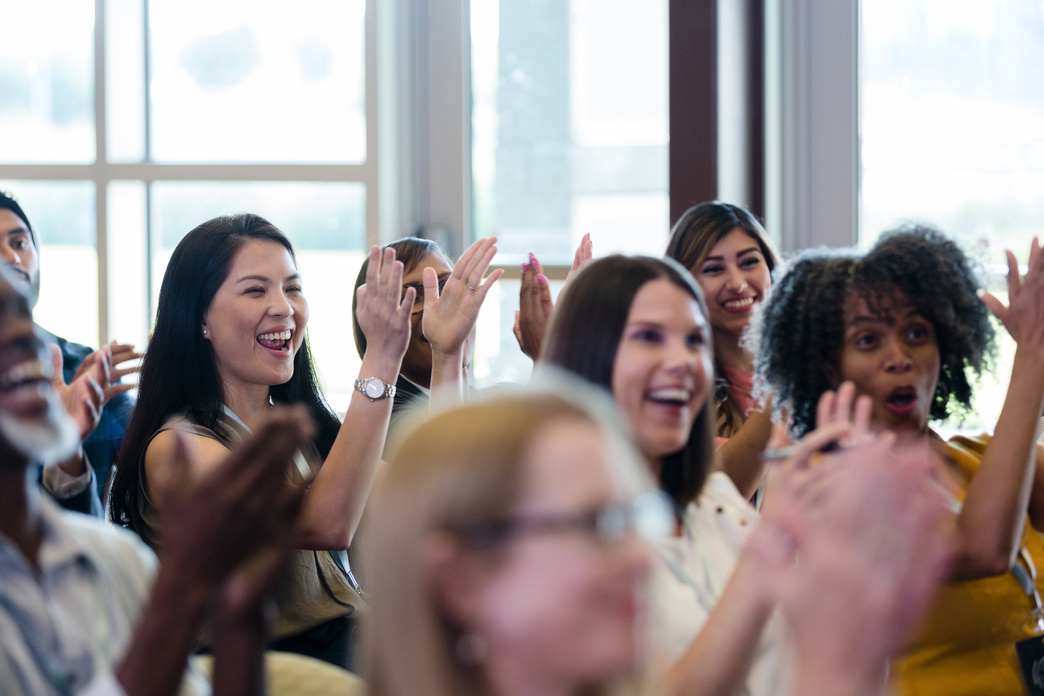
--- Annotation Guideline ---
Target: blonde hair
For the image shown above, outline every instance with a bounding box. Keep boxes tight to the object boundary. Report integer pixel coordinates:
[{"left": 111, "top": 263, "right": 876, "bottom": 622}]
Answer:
[{"left": 363, "top": 386, "right": 646, "bottom": 696}]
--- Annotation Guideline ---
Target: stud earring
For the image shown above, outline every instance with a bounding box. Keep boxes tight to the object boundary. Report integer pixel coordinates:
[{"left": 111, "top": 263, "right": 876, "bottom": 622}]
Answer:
[{"left": 202, "top": 328, "right": 208, "bottom": 335}]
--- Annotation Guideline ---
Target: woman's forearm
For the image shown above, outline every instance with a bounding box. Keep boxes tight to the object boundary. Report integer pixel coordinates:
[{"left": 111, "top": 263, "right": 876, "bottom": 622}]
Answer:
[
  {"left": 954, "top": 345, "right": 1044, "bottom": 578},
  {"left": 295, "top": 351, "right": 400, "bottom": 549},
  {"left": 662, "top": 544, "right": 777, "bottom": 696},
  {"left": 429, "top": 346, "right": 467, "bottom": 409},
  {"left": 715, "top": 407, "right": 774, "bottom": 499}
]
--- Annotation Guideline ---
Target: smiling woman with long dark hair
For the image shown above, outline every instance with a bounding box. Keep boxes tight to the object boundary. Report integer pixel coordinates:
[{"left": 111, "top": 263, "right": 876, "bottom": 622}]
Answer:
[
  {"left": 665, "top": 201, "right": 781, "bottom": 498},
  {"left": 109, "top": 213, "right": 416, "bottom": 667},
  {"left": 541, "top": 254, "right": 788, "bottom": 696}
]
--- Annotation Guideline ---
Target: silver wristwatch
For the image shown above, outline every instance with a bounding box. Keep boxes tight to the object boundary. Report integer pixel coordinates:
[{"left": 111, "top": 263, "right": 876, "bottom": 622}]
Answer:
[{"left": 354, "top": 377, "right": 397, "bottom": 401}]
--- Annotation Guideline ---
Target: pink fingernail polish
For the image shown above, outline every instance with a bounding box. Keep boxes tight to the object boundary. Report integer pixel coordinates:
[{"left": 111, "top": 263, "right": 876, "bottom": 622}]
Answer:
[
  {"left": 537, "top": 274, "right": 547, "bottom": 285},
  {"left": 529, "top": 252, "right": 536, "bottom": 264}
]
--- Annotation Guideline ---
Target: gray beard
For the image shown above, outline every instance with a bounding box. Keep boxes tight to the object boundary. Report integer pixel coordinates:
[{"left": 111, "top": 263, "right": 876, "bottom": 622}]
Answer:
[{"left": 0, "top": 402, "right": 80, "bottom": 466}]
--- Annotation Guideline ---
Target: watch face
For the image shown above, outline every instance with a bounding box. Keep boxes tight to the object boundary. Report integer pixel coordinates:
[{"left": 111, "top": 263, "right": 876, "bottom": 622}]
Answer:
[{"left": 364, "top": 379, "right": 384, "bottom": 399}]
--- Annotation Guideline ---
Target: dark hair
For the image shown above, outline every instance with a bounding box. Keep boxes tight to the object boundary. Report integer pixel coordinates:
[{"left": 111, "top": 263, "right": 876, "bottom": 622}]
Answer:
[
  {"left": 666, "top": 201, "right": 780, "bottom": 437},
  {"left": 541, "top": 255, "right": 716, "bottom": 510},
  {"left": 109, "top": 214, "right": 341, "bottom": 536},
  {"left": 351, "top": 237, "right": 448, "bottom": 359},
  {"left": 0, "top": 190, "right": 37, "bottom": 249},
  {"left": 753, "top": 225, "right": 995, "bottom": 437}
]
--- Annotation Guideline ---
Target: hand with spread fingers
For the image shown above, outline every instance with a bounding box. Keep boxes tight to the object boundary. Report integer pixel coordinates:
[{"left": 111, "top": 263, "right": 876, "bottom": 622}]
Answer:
[
  {"left": 981, "top": 237, "right": 1044, "bottom": 349},
  {"left": 421, "top": 237, "right": 504, "bottom": 385},
  {"left": 155, "top": 405, "right": 315, "bottom": 591},
  {"left": 355, "top": 245, "right": 416, "bottom": 364},
  {"left": 117, "top": 406, "right": 314, "bottom": 696},
  {"left": 757, "top": 382, "right": 870, "bottom": 522},
  {"left": 72, "top": 340, "right": 141, "bottom": 402},
  {"left": 513, "top": 234, "right": 592, "bottom": 361},
  {"left": 51, "top": 342, "right": 107, "bottom": 442},
  {"left": 750, "top": 383, "right": 952, "bottom": 696}
]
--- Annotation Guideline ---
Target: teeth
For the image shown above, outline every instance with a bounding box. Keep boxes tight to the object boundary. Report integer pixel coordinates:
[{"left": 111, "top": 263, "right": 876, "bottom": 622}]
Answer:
[
  {"left": 0, "top": 360, "right": 51, "bottom": 389},
  {"left": 648, "top": 388, "right": 691, "bottom": 402},
  {"left": 723, "top": 297, "right": 755, "bottom": 309},
  {"left": 258, "top": 330, "right": 292, "bottom": 341}
]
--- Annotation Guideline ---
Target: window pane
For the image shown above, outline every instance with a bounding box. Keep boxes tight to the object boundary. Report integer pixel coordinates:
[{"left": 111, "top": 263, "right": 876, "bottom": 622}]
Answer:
[
  {"left": 109, "top": 181, "right": 149, "bottom": 349},
  {"left": 0, "top": 181, "right": 98, "bottom": 346},
  {"left": 148, "top": 0, "right": 366, "bottom": 163},
  {"left": 471, "top": 278, "right": 565, "bottom": 390},
  {"left": 0, "top": 2, "right": 94, "bottom": 163},
  {"left": 860, "top": 0, "right": 1044, "bottom": 432},
  {"left": 106, "top": 0, "right": 147, "bottom": 163},
  {"left": 861, "top": 1, "right": 1044, "bottom": 264},
  {"left": 471, "top": 0, "right": 669, "bottom": 264},
  {"left": 150, "top": 182, "right": 366, "bottom": 410}
]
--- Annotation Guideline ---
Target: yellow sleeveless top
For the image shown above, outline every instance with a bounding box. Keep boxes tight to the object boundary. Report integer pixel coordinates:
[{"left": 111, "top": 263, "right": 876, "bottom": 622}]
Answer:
[{"left": 894, "top": 434, "right": 1044, "bottom": 696}]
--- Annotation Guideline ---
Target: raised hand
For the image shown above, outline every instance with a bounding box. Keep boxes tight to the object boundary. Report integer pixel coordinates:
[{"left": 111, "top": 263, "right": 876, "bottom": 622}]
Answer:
[
  {"left": 51, "top": 343, "right": 106, "bottom": 441},
  {"left": 760, "top": 384, "right": 866, "bottom": 503},
  {"left": 513, "top": 252, "right": 553, "bottom": 360},
  {"left": 981, "top": 237, "right": 1044, "bottom": 347},
  {"left": 72, "top": 340, "right": 141, "bottom": 402},
  {"left": 119, "top": 408, "right": 313, "bottom": 696},
  {"left": 566, "top": 232, "right": 593, "bottom": 283},
  {"left": 513, "top": 235, "right": 593, "bottom": 361},
  {"left": 750, "top": 383, "right": 952, "bottom": 695},
  {"left": 355, "top": 245, "right": 416, "bottom": 362},
  {"left": 156, "top": 406, "right": 314, "bottom": 591},
  {"left": 422, "top": 237, "right": 504, "bottom": 358}
]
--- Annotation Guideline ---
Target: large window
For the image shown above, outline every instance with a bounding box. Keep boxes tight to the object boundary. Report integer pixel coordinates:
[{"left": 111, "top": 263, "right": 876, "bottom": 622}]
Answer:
[
  {"left": 0, "top": 0, "right": 373, "bottom": 410},
  {"left": 860, "top": 0, "right": 1044, "bottom": 430},
  {"left": 469, "top": 0, "right": 669, "bottom": 386},
  {"left": 2, "top": 0, "right": 674, "bottom": 400}
]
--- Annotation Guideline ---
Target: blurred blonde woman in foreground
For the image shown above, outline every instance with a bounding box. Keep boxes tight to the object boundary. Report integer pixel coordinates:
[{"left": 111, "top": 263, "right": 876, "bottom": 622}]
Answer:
[{"left": 363, "top": 384, "right": 951, "bottom": 696}]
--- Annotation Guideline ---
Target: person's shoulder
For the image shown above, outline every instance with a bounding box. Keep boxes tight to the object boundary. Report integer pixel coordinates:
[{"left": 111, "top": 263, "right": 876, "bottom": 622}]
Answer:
[{"left": 942, "top": 431, "right": 989, "bottom": 476}]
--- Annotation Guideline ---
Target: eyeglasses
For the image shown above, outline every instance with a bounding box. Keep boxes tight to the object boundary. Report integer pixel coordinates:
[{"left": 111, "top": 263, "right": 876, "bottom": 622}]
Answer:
[
  {"left": 452, "top": 491, "right": 674, "bottom": 548},
  {"left": 401, "top": 276, "right": 449, "bottom": 308}
]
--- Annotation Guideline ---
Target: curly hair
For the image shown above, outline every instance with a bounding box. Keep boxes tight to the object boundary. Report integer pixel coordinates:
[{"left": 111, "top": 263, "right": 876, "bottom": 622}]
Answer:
[
  {"left": 752, "top": 225, "right": 995, "bottom": 437},
  {"left": 666, "top": 201, "right": 780, "bottom": 437}
]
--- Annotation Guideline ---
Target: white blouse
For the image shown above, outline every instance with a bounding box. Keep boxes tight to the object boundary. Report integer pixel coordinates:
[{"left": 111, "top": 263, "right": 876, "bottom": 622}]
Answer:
[{"left": 647, "top": 471, "right": 789, "bottom": 696}]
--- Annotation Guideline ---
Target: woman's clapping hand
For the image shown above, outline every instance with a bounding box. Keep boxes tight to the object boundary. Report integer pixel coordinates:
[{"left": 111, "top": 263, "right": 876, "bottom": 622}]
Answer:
[
  {"left": 356, "top": 245, "right": 416, "bottom": 362},
  {"left": 422, "top": 237, "right": 504, "bottom": 358},
  {"left": 751, "top": 383, "right": 953, "bottom": 695}
]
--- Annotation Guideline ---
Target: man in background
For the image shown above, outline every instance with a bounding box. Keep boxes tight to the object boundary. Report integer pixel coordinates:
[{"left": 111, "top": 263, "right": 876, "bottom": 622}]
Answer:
[{"left": 0, "top": 190, "right": 138, "bottom": 501}]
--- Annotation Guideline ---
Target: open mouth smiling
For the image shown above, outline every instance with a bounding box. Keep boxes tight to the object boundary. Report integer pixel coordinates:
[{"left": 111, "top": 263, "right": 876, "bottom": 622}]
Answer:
[
  {"left": 257, "top": 329, "right": 293, "bottom": 353},
  {"left": 721, "top": 296, "right": 757, "bottom": 312},
  {"left": 646, "top": 387, "right": 693, "bottom": 408}
]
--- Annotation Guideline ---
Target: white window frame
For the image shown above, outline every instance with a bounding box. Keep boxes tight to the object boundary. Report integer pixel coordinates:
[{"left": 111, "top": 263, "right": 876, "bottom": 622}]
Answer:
[{"left": 0, "top": 0, "right": 393, "bottom": 347}]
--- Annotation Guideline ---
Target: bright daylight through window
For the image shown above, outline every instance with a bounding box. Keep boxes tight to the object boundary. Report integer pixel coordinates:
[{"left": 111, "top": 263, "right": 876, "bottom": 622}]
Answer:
[{"left": 861, "top": 0, "right": 1044, "bottom": 431}]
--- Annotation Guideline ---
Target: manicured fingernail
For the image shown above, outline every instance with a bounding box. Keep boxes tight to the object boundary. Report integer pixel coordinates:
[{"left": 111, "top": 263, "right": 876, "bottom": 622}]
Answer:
[
  {"left": 537, "top": 274, "right": 547, "bottom": 285},
  {"left": 529, "top": 252, "right": 536, "bottom": 264}
]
